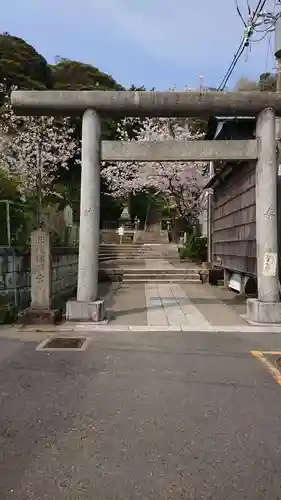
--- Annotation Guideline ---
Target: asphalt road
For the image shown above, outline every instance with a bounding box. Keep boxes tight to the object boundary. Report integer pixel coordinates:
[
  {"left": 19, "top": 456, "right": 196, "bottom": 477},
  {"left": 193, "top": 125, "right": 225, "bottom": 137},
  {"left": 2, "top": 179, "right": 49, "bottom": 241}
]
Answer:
[{"left": 1, "top": 329, "right": 281, "bottom": 499}]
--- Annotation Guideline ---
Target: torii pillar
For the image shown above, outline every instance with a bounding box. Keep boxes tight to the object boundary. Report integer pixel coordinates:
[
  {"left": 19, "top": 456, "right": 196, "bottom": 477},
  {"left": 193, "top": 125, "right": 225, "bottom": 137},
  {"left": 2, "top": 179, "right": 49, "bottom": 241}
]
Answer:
[{"left": 66, "top": 109, "right": 105, "bottom": 321}]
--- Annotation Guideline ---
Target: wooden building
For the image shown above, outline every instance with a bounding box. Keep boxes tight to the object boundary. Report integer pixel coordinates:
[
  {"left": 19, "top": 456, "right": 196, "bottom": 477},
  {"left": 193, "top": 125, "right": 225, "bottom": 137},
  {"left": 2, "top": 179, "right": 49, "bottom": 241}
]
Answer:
[{"left": 205, "top": 116, "right": 259, "bottom": 286}]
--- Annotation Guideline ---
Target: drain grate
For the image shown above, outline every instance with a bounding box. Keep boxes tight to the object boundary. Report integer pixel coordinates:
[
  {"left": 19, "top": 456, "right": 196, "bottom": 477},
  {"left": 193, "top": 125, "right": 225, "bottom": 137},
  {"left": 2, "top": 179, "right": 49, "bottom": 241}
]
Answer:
[
  {"left": 36, "top": 337, "right": 88, "bottom": 351},
  {"left": 45, "top": 337, "right": 84, "bottom": 349}
]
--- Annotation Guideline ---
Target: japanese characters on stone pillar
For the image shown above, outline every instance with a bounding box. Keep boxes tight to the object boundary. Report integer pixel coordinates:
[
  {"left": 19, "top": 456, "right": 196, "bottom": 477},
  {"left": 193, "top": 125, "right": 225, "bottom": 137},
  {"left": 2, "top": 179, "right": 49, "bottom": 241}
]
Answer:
[{"left": 30, "top": 229, "right": 51, "bottom": 310}]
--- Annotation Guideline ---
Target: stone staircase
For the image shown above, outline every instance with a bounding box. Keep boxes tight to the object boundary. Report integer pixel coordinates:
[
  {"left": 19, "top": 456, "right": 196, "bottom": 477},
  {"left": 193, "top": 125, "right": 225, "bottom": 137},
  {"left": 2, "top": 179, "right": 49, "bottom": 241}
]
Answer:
[
  {"left": 121, "top": 267, "right": 200, "bottom": 284},
  {"left": 135, "top": 230, "right": 169, "bottom": 244},
  {"left": 99, "top": 243, "right": 179, "bottom": 262},
  {"left": 99, "top": 243, "right": 200, "bottom": 284},
  {"left": 100, "top": 230, "right": 135, "bottom": 244}
]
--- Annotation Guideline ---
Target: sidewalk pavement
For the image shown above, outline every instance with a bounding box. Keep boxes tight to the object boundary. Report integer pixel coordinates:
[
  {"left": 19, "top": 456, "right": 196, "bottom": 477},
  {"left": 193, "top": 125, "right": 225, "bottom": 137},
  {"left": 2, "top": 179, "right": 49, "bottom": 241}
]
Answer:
[
  {"left": 2, "top": 259, "right": 279, "bottom": 338},
  {"left": 104, "top": 259, "right": 248, "bottom": 328},
  {"left": 107, "top": 281, "right": 248, "bottom": 328},
  {"left": 2, "top": 276, "right": 281, "bottom": 339}
]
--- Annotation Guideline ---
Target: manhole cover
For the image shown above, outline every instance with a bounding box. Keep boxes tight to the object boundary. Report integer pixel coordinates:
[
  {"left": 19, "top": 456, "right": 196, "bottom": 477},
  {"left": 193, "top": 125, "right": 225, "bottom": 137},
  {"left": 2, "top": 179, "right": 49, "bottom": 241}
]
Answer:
[{"left": 36, "top": 337, "right": 88, "bottom": 351}]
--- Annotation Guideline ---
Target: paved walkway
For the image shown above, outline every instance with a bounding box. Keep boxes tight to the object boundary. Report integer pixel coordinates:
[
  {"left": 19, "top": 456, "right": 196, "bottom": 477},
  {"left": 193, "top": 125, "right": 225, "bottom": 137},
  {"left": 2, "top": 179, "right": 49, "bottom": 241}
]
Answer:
[
  {"left": 106, "top": 259, "right": 249, "bottom": 328},
  {"left": 145, "top": 283, "right": 210, "bottom": 327},
  {"left": 144, "top": 259, "right": 175, "bottom": 269}
]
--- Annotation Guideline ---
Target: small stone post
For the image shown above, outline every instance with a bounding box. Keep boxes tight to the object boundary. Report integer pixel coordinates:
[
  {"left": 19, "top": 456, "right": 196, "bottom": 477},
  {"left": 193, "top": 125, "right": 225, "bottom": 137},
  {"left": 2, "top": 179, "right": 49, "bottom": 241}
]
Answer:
[
  {"left": 66, "top": 109, "right": 105, "bottom": 322},
  {"left": 247, "top": 107, "right": 281, "bottom": 323},
  {"left": 224, "top": 269, "right": 231, "bottom": 289}
]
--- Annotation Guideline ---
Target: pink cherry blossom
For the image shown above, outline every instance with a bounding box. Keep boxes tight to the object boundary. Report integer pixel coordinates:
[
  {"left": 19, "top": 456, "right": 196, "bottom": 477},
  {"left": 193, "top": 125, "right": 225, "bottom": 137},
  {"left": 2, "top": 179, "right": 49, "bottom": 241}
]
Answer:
[
  {"left": 0, "top": 84, "right": 79, "bottom": 201},
  {"left": 102, "top": 88, "right": 207, "bottom": 219}
]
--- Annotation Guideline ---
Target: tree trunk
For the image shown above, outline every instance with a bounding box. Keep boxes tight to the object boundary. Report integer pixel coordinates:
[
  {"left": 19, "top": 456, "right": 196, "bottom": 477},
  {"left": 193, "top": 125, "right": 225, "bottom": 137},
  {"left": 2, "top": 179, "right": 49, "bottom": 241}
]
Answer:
[
  {"left": 144, "top": 198, "right": 151, "bottom": 232},
  {"left": 36, "top": 146, "right": 43, "bottom": 227}
]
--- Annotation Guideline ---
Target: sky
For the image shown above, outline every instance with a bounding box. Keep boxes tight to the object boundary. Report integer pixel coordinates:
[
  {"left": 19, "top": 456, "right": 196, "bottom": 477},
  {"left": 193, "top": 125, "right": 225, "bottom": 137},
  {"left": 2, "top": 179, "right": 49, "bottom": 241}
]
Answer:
[{"left": 0, "top": 0, "right": 279, "bottom": 90}]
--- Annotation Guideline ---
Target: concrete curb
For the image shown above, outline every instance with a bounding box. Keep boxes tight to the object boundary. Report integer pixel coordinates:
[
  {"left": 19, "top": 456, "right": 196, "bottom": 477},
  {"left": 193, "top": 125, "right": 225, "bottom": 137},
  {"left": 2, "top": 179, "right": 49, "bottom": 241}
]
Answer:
[{"left": 15, "top": 324, "right": 281, "bottom": 334}]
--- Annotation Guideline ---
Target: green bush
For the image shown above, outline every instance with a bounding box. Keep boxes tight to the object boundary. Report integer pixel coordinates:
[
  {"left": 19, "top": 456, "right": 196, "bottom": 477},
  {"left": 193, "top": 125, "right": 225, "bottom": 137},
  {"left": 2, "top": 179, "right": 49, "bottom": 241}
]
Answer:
[
  {"left": 178, "top": 246, "right": 190, "bottom": 260},
  {"left": 178, "top": 235, "right": 207, "bottom": 262}
]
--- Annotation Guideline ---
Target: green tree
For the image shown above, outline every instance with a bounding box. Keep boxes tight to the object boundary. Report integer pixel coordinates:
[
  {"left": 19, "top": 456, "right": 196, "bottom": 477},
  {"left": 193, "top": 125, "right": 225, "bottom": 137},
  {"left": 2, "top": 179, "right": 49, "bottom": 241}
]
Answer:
[
  {"left": 0, "top": 166, "right": 32, "bottom": 245},
  {"left": 0, "top": 33, "right": 53, "bottom": 90},
  {"left": 51, "top": 59, "right": 126, "bottom": 223},
  {"left": 0, "top": 36, "right": 145, "bottom": 227},
  {"left": 234, "top": 77, "right": 259, "bottom": 91},
  {"left": 51, "top": 58, "right": 124, "bottom": 91},
  {"left": 259, "top": 72, "right": 277, "bottom": 91}
]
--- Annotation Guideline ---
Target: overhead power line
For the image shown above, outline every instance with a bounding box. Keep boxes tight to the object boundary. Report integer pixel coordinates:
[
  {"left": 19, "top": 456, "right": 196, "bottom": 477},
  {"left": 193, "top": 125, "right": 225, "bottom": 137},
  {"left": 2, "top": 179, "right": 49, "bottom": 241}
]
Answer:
[
  {"left": 217, "top": 39, "right": 246, "bottom": 90},
  {"left": 252, "top": 0, "right": 268, "bottom": 21},
  {"left": 217, "top": 0, "right": 268, "bottom": 90}
]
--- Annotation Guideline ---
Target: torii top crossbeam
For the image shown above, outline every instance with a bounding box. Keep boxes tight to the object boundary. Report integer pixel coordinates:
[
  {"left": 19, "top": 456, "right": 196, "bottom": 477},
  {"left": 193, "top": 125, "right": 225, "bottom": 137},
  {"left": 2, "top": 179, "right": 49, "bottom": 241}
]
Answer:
[{"left": 11, "top": 90, "right": 281, "bottom": 117}]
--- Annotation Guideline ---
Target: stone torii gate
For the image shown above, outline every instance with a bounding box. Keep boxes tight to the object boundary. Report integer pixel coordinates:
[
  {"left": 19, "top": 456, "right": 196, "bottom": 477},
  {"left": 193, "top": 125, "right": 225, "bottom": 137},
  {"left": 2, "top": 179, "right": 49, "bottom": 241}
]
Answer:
[{"left": 11, "top": 90, "right": 281, "bottom": 323}]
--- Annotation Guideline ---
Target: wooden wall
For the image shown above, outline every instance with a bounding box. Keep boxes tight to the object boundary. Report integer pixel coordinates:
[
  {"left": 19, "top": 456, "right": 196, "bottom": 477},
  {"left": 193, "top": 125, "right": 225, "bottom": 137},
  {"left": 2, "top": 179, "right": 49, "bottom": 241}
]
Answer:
[{"left": 212, "top": 162, "right": 257, "bottom": 276}]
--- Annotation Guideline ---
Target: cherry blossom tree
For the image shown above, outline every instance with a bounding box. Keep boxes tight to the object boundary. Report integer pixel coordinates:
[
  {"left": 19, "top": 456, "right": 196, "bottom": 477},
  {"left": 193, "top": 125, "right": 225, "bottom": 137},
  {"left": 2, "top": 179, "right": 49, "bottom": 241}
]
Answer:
[
  {"left": 0, "top": 84, "right": 79, "bottom": 225},
  {"left": 102, "top": 113, "right": 207, "bottom": 222}
]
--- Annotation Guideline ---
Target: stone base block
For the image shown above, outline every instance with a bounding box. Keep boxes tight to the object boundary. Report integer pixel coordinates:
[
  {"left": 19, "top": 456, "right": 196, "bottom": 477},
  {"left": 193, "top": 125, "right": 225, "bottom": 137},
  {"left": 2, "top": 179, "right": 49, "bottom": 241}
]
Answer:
[
  {"left": 246, "top": 298, "right": 281, "bottom": 324},
  {"left": 199, "top": 269, "right": 209, "bottom": 284},
  {"left": 66, "top": 299, "right": 105, "bottom": 322},
  {"left": 21, "top": 307, "right": 61, "bottom": 325}
]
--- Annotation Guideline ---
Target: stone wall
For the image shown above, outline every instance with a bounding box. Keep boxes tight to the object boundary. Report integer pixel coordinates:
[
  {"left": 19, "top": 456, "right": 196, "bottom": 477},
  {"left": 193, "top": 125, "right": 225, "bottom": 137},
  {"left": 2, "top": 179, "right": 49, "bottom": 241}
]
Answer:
[
  {"left": 51, "top": 248, "right": 78, "bottom": 307},
  {"left": 0, "top": 245, "right": 78, "bottom": 322},
  {"left": 0, "top": 247, "right": 30, "bottom": 321}
]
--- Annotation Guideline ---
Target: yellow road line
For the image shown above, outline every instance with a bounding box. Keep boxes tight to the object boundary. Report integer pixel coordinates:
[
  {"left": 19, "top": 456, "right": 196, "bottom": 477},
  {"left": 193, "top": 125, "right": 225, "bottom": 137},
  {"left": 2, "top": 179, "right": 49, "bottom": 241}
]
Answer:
[
  {"left": 260, "top": 351, "right": 281, "bottom": 355},
  {"left": 250, "top": 350, "right": 281, "bottom": 386}
]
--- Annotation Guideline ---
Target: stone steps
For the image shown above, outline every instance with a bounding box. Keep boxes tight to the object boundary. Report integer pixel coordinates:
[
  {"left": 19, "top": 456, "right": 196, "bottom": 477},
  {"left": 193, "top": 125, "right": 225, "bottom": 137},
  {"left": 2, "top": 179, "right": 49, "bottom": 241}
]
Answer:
[
  {"left": 99, "top": 245, "right": 184, "bottom": 282},
  {"left": 100, "top": 244, "right": 173, "bottom": 249},
  {"left": 99, "top": 255, "right": 179, "bottom": 261},
  {"left": 135, "top": 231, "right": 169, "bottom": 243},
  {"left": 99, "top": 244, "right": 179, "bottom": 261},
  {"left": 106, "top": 268, "right": 200, "bottom": 283},
  {"left": 99, "top": 251, "right": 165, "bottom": 256},
  {"left": 121, "top": 269, "right": 198, "bottom": 275},
  {"left": 100, "top": 243, "right": 144, "bottom": 247},
  {"left": 99, "top": 254, "right": 143, "bottom": 258},
  {"left": 123, "top": 278, "right": 199, "bottom": 283},
  {"left": 99, "top": 255, "right": 171, "bottom": 260}
]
